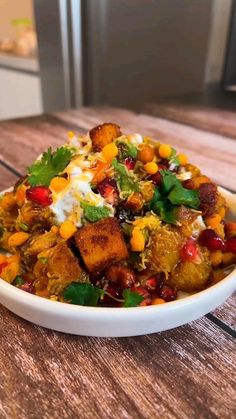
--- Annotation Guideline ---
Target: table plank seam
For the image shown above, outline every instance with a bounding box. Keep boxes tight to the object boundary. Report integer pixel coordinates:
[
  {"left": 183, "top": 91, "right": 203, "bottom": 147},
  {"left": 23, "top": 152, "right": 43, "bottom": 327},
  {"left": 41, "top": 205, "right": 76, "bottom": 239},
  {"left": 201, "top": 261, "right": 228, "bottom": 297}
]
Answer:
[
  {"left": 0, "top": 159, "right": 22, "bottom": 178},
  {"left": 206, "top": 314, "right": 236, "bottom": 338}
]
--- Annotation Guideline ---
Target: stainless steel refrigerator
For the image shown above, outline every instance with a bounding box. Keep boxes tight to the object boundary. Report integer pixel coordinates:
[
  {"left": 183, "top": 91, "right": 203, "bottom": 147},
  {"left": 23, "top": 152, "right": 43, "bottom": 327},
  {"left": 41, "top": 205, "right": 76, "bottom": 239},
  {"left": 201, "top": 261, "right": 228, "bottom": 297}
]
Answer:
[{"left": 34, "top": 0, "right": 233, "bottom": 113}]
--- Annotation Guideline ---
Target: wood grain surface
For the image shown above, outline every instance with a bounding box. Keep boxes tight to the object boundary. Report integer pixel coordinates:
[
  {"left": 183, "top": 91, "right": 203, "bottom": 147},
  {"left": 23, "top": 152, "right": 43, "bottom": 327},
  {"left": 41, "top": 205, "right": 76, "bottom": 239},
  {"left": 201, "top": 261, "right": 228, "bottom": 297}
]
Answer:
[
  {"left": 145, "top": 101, "right": 236, "bottom": 140},
  {"left": 0, "top": 106, "right": 235, "bottom": 419}
]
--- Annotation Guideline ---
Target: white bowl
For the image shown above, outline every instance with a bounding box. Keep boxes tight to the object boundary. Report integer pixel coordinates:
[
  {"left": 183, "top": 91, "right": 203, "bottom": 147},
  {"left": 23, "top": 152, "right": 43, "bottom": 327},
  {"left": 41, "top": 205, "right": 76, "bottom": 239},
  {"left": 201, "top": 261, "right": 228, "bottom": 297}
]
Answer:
[{"left": 0, "top": 188, "right": 235, "bottom": 337}]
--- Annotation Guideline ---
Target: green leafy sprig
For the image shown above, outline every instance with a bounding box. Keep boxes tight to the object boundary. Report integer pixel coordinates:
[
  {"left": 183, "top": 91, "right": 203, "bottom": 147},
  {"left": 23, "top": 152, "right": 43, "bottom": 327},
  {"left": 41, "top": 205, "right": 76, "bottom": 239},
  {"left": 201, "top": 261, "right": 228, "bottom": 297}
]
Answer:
[
  {"left": 28, "top": 147, "right": 73, "bottom": 186},
  {"left": 150, "top": 170, "right": 200, "bottom": 224},
  {"left": 63, "top": 283, "right": 144, "bottom": 307}
]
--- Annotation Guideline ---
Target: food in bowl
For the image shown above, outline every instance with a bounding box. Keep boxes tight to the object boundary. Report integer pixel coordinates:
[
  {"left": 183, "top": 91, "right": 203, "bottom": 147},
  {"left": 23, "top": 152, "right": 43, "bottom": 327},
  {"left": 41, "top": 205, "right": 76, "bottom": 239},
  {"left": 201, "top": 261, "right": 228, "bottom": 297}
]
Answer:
[{"left": 0, "top": 123, "right": 235, "bottom": 307}]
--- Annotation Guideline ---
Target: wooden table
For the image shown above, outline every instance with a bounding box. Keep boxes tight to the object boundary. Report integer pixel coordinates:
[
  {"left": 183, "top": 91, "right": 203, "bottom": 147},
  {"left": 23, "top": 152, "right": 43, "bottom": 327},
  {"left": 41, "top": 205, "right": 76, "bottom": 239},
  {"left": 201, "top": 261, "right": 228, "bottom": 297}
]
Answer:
[{"left": 0, "top": 107, "right": 235, "bottom": 419}]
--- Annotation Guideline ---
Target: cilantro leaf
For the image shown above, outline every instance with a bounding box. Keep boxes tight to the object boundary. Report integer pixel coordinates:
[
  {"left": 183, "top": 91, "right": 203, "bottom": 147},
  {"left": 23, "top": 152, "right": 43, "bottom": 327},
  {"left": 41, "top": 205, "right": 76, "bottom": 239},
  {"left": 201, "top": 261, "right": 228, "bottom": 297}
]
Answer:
[
  {"left": 63, "top": 283, "right": 103, "bottom": 306},
  {"left": 116, "top": 140, "right": 138, "bottom": 159},
  {"left": 28, "top": 147, "right": 73, "bottom": 186},
  {"left": 123, "top": 289, "right": 144, "bottom": 307},
  {"left": 160, "top": 170, "right": 177, "bottom": 195},
  {"left": 112, "top": 159, "right": 139, "bottom": 195},
  {"left": 81, "top": 202, "right": 111, "bottom": 222},
  {"left": 150, "top": 197, "right": 178, "bottom": 224},
  {"left": 168, "top": 184, "right": 200, "bottom": 209}
]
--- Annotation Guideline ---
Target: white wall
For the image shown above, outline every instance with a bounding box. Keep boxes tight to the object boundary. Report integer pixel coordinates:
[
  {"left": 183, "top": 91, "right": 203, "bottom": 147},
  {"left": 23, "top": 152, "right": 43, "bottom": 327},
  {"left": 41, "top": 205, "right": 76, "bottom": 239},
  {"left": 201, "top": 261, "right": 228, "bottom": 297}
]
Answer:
[{"left": 0, "top": 68, "right": 42, "bottom": 120}]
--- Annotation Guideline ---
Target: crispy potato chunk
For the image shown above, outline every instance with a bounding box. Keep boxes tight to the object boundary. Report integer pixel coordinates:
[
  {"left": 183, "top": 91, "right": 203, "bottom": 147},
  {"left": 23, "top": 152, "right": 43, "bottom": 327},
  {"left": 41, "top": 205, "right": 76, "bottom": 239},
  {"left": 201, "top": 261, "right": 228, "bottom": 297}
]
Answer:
[
  {"left": 169, "top": 248, "right": 211, "bottom": 292},
  {"left": 34, "top": 241, "right": 82, "bottom": 295},
  {"left": 89, "top": 123, "right": 121, "bottom": 151},
  {"left": 75, "top": 217, "right": 128, "bottom": 272},
  {"left": 26, "top": 228, "right": 58, "bottom": 256},
  {"left": 149, "top": 226, "right": 184, "bottom": 275},
  {"left": 17, "top": 202, "right": 52, "bottom": 231}
]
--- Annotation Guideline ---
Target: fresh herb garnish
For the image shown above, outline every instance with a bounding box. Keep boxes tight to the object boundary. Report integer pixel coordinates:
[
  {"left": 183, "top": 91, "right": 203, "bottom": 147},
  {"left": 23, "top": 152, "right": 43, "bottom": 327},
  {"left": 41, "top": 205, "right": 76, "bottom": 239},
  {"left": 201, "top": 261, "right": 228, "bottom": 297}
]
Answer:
[
  {"left": 112, "top": 159, "right": 139, "bottom": 195},
  {"left": 81, "top": 202, "right": 111, "bottom": 223},
  {"left": 150, "top": 170, "right": 200, "bottom": 224},
  {"left": 63, "top": 283, "right": 103, "bottom": 306},
  {"left": 13, "top": 276, "right": 25, "bottom": 286},
  {"left": 19, "top": 222, "right": 29, "bottom": 232},
  {"left": 63, "top": 282, "right": 144, "bottom": 307},
  {"left": 28, "top": 147, "right": 73, "bottom": 186},
  {"left": 116, "top": 140, "right": 138, "bottom": 159},
  {"left": 123, "top": 289, "right": 144, "bottom": 307}
]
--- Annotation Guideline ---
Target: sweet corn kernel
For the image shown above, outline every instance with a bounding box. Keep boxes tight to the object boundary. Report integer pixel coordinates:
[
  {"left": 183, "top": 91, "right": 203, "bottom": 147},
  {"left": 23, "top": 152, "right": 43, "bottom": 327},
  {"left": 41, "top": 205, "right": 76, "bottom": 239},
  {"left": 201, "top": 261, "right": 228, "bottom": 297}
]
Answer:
[
  {"left": 130, "top": 227, "right": 145, "bottom": 252},
  {"left": 158, "top": 144, "right": 172, "bottom": 159},
  {"left": 8, "top": 232, "right": 30, "bottom": 247},
  {"left": 210, "top": 251, "right": 223, "bottom": 267},
  {"left": 152, "top": 298, "right": 166, "bottom": 305},
  {"left": 177, "top": 153, "right": 188, "bottom": 166},
  {"left": 50, "top": 176, "right": 69, "bottom": 192},
  {"left": 206, "top": 214, "right": 221, "bottom": 229},
  {"left": 102, "top": 143, "right": 118, "bottom": 162},
  {"left": 59, "top": 220, "right": 77, "bottom": 240},
  {"left": 192, "top": 176, "right": 210, "bottom": 189},
  {"left": 68, "top": 131, "right": 75, "bottom": 139},
  {"left": 144, "top": 162, "right": 158, "bottom": 174}
]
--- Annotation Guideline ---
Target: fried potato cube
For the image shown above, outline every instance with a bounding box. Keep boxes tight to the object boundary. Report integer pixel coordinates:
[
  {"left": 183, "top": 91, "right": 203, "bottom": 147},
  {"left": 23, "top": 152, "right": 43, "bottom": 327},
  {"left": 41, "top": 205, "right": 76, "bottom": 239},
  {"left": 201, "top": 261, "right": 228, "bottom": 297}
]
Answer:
[
  {"left": 75, "top": 217, "right": 129, "bottom": 272},
  {"left": 169, "top": 248, "right": 211, "bottom": 292},
  {"left": 150, "top": 226, "right": 184, "bottom": 275},
  {"left": 89, "top": 123, "right": 121, "bottom": 151},
  {"left": 34, "top": 241, "right": 82, "bottom": 295}
]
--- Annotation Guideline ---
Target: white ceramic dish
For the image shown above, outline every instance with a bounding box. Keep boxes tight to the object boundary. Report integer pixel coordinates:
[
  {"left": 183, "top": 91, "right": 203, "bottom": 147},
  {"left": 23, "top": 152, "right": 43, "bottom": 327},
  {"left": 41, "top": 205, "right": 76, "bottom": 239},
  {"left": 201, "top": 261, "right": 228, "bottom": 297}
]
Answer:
[{"left": 0, "top": 187, "right": 235, "bottom": 337}]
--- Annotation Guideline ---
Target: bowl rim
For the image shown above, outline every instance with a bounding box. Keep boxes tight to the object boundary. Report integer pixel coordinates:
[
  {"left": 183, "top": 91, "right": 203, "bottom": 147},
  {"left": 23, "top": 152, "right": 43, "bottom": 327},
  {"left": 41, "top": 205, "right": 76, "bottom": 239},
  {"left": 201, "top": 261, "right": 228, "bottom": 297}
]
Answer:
[{"left": 0, "top": 186, "right": 235, "bottom": 316}]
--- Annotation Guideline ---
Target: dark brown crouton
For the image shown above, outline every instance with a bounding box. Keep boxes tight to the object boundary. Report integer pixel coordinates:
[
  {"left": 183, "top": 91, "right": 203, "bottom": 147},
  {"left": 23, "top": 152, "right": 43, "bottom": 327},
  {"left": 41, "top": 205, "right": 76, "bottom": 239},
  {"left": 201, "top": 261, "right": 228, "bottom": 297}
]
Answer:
[
  {"left": 34, "top": 241, "right": 82, "bottom": 295},
  {"left": 89, "top": 123, "right": 121, "bottom": 151},
  {"left": 75, "top": 217, "right": 128, "bottom": 272},
  {"left": 199, "top": 183, "right": 217, "bottom": 217}
]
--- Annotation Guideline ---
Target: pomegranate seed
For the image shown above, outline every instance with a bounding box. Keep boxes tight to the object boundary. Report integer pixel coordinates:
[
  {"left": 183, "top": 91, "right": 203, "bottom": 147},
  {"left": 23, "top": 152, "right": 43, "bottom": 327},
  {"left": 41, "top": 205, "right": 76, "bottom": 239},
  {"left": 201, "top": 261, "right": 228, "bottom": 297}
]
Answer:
[
  {"left": 20, "top": 282, "right": 35, "bottom": 294},
  {"left": 226, "top": 237, "right": 236, "bottom": 254},
  {"left": 26, "top": 186, "right": 52, "bottom": 207},
  {"left": 182, "top": 179, "right": 195, "bottom": 190},
  {"left": 148, "top": 171, "right": 162, "bottom": 186},
  {"left": 159, "top": 286, "right": 177, "bottom": 302},
  {"left": 97, "top": 178, "right": 119, "bottom": 206},
  {"left": 199, "top": 229, "right": 225, "bottom": 251},
  {"left": 180, "top": 238, "right": 200, "bottom": 263},
  {"left": 124, "top": 156, "right": 136, "bottom": 170},
  {"left": 131, "top": 286, "right": 151, "bottom": 306},
  {"left": 0, "top": 262, "right": 8, "bottom": 274},
  {"left": 103, "top": 284, "right": 122, "bottom": 304},
  {"left": 145, "top": 273, "right": 164, "bottom": 293}
]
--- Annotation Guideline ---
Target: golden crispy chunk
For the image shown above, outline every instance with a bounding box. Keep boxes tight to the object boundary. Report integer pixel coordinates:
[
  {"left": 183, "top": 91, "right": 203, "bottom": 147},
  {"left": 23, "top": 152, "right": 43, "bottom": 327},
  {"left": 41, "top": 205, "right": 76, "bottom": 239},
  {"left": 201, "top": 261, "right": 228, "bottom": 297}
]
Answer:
[
  {"left": 34, "top": 241, "right": 82, "bottom": 295},
  {"left": 89, "top": 123, "right": 121, "bottom": 151},
  {"left": 75, "top": 217, "right": 128, "bottom": 272},
  {"left": 149, "top": 226, "right": 184, "bottom": 276},
  {"left": 26, "top": 227, "right": 58, "bottom": 255},
  {"left": 169, "top": 248, "right": 211, "bottom": 292},
  {"left": 17, "top": 202, "right": 52, "bottom": 231}
]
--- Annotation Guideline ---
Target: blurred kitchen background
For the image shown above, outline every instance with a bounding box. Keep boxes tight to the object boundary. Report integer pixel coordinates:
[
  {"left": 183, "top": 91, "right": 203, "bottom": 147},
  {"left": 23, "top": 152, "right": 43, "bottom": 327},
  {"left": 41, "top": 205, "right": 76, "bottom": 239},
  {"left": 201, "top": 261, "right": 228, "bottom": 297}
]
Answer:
[{"left": 0, "top": 0, "right": 235, "bottom": 121}]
